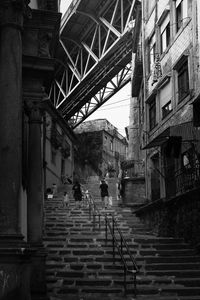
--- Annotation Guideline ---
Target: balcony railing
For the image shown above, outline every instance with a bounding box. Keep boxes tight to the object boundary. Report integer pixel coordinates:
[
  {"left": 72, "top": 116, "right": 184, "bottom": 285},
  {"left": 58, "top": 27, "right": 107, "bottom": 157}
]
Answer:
[{"left": 166, "top": 161, "right": 200, "bottom": 197}]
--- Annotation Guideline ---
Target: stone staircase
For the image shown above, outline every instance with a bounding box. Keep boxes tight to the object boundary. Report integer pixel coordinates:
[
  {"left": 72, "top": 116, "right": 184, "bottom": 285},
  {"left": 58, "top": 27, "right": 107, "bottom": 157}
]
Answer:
[{"left": 43, "top": 191, "right": 200, "bottom": 300}]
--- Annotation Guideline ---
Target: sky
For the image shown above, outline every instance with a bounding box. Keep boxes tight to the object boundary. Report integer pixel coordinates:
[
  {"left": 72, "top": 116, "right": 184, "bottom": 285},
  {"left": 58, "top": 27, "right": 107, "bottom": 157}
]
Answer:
[
  {"left": 60, "top": 0, "right": 72, "bottom": 13},
  {"left": 86, "top": 85, "right": 131, "bottom": 136},
  {"left": 59, "top": 1, "right": 131, "bottom": 136}
]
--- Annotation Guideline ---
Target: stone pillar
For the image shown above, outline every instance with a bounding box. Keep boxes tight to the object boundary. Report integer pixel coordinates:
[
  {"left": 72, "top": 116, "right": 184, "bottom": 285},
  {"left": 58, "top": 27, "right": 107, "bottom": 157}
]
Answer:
[
  {"left": 21, "top": 8, "right": 61, "bottom": 299},
  {"left": 0, "top": 0, "right": 25, "bottom": 237},
  {"left": 27, "top": 101, "right": 43, "bottom": 244},
  {"left": 0, "top": 2, "right": 33, "bottom": 299},
  {"left": 24, "top": 94, "right": 48, "bottom": 299}
]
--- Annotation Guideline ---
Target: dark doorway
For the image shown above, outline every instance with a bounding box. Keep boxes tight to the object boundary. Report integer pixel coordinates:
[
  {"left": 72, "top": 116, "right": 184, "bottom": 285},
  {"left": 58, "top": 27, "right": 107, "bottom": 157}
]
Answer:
[{"left": 151, "top": 154, "right": 160, "bottom": 201}]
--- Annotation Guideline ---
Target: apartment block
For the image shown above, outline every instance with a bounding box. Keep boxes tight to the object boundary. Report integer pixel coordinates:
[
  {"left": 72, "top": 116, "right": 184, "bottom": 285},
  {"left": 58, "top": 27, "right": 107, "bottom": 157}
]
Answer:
[{"left": 130, "top": 0, "right": 200, "bottom": 245}]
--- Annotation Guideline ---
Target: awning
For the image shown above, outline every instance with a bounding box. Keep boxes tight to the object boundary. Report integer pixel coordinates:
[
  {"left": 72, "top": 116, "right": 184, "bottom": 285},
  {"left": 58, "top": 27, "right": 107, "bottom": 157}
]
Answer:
[
  {"left": 143, "top": 121, "right": 199, "bottom": 150},
  {"left": 143, "top": 127, "right": 170, "bottom": 149}
]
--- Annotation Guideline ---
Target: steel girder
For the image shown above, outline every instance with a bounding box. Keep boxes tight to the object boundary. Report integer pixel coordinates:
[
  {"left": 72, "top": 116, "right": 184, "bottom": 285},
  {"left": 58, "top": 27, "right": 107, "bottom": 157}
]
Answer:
[{"left": 50, "top": 0, "right": 141, "bottom": 128}]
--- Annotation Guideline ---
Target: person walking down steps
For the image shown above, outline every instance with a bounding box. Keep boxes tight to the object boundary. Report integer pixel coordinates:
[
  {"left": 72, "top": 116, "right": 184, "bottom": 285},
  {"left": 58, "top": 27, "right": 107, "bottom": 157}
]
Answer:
[
  {"left": 72, "top": 180, "right": 82, "bottom": 208},
  {"left": 99, "top": 178, "right": 109, "bottom": 209}
]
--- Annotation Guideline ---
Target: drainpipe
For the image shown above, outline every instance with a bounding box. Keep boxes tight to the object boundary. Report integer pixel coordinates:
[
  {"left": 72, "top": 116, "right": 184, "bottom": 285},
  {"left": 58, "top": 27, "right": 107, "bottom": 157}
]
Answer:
[{"left": 141, "top": 0, "right": 149, "bottom": 200}]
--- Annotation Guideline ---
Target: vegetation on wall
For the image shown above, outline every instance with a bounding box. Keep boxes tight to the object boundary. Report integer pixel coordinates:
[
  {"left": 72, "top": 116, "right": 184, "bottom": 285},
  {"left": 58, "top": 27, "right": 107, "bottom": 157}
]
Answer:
[{"left": 75, "top": 132, "right": 103, "bottom": 175}]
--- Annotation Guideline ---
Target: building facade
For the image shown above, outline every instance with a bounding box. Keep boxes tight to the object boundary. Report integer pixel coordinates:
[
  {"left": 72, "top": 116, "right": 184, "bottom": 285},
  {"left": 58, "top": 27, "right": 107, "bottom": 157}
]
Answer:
[
  {"left": 142, "top": 0, "right": 200, "bottom": 200},
  {"left": 130, "top": 0, "right": 200, "bottom": 246},
  {"left": 0, "top": 1, "right": 69, "bottom": 299},
  {"left": 74, "top": 119, "right": 128, "bottom": 181},
  {"left": 42, "top": 100, "right": 75, "bottom": 190}
]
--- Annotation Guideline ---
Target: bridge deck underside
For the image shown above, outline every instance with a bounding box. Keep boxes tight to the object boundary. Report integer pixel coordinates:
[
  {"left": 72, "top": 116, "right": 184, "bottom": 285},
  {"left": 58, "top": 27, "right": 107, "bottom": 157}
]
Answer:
[{"left": 50, "top": 0, "right": 141, "bottom": 127}]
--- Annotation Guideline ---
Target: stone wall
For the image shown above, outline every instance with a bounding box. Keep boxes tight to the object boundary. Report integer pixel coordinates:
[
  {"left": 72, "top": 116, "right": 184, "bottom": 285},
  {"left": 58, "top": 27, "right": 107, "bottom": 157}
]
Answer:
[
  {"left": 122, "top": 177, "right": 146, "bottom": 207},
  {"left": 135, "top": 187, "right": 200, "bottom": 248}
]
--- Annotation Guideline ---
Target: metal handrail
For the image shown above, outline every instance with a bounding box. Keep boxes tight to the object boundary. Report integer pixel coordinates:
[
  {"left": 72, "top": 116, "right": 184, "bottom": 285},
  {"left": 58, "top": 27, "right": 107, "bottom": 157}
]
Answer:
[
  {"left": 165, "top": 161, "right": 200, "bottom": 196},
  {"left": 105, "top": 213, "right": 138, "bottom": 296},
  {"left": 113, "top": 217, "right": 138, "bottom": 271},
  {"left": 83, "top": 189, "right": 138, "bottom": 296},
  {"left": 82, "top": 190, "right": 101, "bottom": 230}
]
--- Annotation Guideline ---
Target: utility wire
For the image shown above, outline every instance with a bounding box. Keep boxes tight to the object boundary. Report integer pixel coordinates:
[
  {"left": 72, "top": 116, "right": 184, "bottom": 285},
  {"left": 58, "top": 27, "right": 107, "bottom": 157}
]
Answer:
[
  {"left": 99, "top": 97, "right": 130, "bottom": 107},
  {"left": 97, "top": 104, "right": 130, "bottom": 111}
]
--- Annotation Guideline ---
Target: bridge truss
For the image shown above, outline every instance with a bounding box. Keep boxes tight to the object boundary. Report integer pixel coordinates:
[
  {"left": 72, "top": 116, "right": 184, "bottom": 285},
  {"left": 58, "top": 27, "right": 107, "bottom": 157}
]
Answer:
[{"left": 50, "top": 0, "right": 141, "bottom": 127}]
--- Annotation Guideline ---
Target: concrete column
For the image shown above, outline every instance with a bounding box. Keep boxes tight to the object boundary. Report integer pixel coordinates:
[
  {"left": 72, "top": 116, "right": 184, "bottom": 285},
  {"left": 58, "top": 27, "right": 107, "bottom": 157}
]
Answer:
[
  {"left": 0, "top": 1, "right": 24, "bottom": 237},
  {"left": 27, "top": 101, "right": 43, "bottom": 244}
]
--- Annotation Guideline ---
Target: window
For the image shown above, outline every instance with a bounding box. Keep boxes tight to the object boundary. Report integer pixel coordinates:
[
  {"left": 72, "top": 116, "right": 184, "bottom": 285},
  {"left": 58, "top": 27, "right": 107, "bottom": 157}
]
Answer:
[
  {"left": 110, "top": 140, "right": 113, "bottom": 151},
  {"left": 160, "top": 18, "right": 170, "bottom": 54},
  {"left": 177, "top": 60, "right": 189, "bottom": 102},
  {"left": 159, "top": 77, "right": 171, "bottom": 117},
  {"left": 148, "top": 33, "right": 156, "bottom": 74},
  {"left": 175, "top": 0, "right": 188, "bottom": 33},
  {"left": 149, "top": 98, "right": 157, "bottom": 130},
  {"left": 162, "top": 101, "right": 172, "bottom": 119},
  {"left": 176, "top": 1, "right": 182, "bottom": 31}
]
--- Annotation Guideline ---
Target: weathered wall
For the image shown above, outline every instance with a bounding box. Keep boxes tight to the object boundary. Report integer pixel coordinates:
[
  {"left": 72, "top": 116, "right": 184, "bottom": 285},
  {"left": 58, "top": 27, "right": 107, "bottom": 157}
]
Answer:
[
  {"left": 142, "top": 0, "right": 199, "bottom": 201},
  {"left": 74, "top": 131, "right": 103, "bottom": 180},
  {"left": 136, "top": 187, "right": 200, "bottom": 248},
  {"left": 45, "top": 112, "right": 74, "bottom": 188},
  {"left": 122, "top": 177, "right": 146, "bottom": 206},
  {"left": 75, "top": 119, "right": 117, "bottom": 133}
]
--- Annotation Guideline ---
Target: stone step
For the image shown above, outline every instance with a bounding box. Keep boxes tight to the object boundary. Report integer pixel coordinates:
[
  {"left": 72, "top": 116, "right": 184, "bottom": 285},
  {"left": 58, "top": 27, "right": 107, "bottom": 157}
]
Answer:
[
  {"left": 146, "top": 269, "right": 200, "bottom": 277},
  {"left": 138, "top": 255, "right": 200, "bottom": 264},
  {"left": 42, "top": 293, "right": 200, "bottom": 300},
  {"left": 53, "top": 286, "right": 123, "bottom": 296},
  {"left": 44, "top": 189, "right": 200, "bottom": 300},
  {"left": 134, "top": 237, "right": 185, "bottom": 244},
  {"left": 47, "top": 246, "right": 197, "bottom": 257},
  {"left": 138, "top": 249, "right": 197, "bottom": 256},
  {"left": 46, "top": 254, "right": 200, "bottom": 272},
  {"left": 145, "top": 262, "right": 200, "bottom": 271},
  {"left": 95, "top": 268, "right": 200, "bottom": 280},
  {"left": 48, "top": 282, "right": 200, "bottom": 296},
  {"left": 137, "top": 296, "right": 200, "bottom": 300}
]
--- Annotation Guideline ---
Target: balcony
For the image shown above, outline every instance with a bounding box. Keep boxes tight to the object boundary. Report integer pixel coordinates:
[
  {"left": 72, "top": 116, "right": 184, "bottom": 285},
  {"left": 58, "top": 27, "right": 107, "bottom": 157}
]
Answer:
[{"left": 165, "top": 161, "right": 200, "bottom": 197}]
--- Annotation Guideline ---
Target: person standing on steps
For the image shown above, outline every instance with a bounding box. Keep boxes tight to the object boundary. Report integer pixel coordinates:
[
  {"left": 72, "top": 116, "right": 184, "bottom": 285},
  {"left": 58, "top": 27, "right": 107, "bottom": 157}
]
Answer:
[
  {"left": 99, "top": 178, "right": 109, "bottom": 209},
  {"left": 52, "top": 183, "right": 57, "bottom": 197},
  {"left": 72, "top": 180, "right": 82, "bottom": 208},
  {"left": 62, "top": 191, "right": 69, "bottom": 208}
]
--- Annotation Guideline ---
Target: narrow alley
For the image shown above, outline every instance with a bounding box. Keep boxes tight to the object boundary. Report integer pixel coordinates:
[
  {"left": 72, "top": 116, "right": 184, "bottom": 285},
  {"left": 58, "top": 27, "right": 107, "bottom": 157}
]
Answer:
[{"left": 1, "top": 1, "right": 200, "bottom": 299}]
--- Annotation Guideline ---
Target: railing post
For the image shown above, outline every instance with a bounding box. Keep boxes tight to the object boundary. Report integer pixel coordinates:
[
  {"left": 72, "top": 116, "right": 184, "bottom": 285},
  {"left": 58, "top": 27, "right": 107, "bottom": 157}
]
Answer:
[
  {"left": 112, "top": 216, "right": 115, "bottom": 263},
  {"left": 89, "top": 201, "right": 91, "bottom": 220},
  {"left": 124, "top": 265, "right": 127, "bottom": 295},
  {"left": 98, "top": 214, "right": 101, "bottom": 230},
  {"left": 134, "top": 271, "right": 137, "bottom": 298},
  {"left": 93, "top": 213, "right": 95, "bottom": 231},
  {"left": 105, "top": 215, "right": 107, "bottom": 244}
]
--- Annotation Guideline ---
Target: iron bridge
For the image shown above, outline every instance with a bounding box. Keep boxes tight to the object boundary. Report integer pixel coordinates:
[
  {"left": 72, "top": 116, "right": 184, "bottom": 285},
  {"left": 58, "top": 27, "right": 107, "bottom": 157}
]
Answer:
[{"left": 50, "top": 0, "right": 141, "bottom": 128}]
